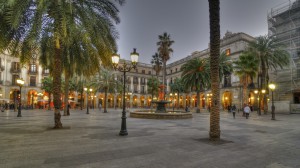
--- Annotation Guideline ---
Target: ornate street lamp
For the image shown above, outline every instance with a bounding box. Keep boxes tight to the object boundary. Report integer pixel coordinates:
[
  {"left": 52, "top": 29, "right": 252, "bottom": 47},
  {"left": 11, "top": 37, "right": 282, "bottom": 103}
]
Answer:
[
  {"left": 268, "top": 82, "right": 276, "bottom": 120},
  {"left": 16, "top": 78, "right": 24, "bottom": 117},
  {"left": 84, "top": 87, "right": 93, "bottom": 114},
  {"left": 112, "top": 48, "right": 139, "bottom": 136}
]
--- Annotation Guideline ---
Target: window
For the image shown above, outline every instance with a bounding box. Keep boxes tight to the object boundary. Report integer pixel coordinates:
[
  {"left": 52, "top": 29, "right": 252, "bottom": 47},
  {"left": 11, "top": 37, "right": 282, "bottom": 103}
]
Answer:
[
  {"left": 226, "top": 49, "right": 231, "bottom": 56},
  {"left": 12, "top": 62, "right": 20, "bottom": 70},
  {"left": 175, "top": 68, "right": 177, "bottom": 72},
  {"left": 142, "top": 70, "right": 145, "bottom": 74},
  {"left": 12, "top": 75, "right": 19, "bottom": 85},
  {"left": 171, "top": 70, "right": 173, "bottom": 74},
  {"left": 148, "top": 71, "right": 151, "bottom": 75},
  {"left": 43, "top": 68, "right": 49, "bottom": 74},
  {"left": 30, "top": 76, "right": 36, "bottom": 86},
  {"left": 141, "top": 86, "right": 145, "bottom": 93},
  {"left": 30, "top": 64, "right": 37, "bottom": 72}
]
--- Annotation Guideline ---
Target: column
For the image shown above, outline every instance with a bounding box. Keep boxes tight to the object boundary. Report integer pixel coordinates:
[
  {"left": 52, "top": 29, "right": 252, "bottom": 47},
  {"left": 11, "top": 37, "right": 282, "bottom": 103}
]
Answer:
[{"left": 138, "top": 77, "right": 141, "bottom": 93}]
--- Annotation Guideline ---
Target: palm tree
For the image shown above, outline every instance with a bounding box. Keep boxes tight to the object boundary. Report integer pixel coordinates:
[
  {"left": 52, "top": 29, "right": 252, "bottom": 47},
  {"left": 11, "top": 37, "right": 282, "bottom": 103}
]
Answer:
[
  {"left": 147, "top": 76, "right": 160, "bottom": 109},
  {"left": 248, "top": 35, "right": 290, "bottom": 88},
  {"left": 151, "top": 53, "right": 163, "bottom": 77},
  {"left": 169, "top": 78, "right": 184, "bottom": 109},
  {"left": 181, "top": 58, "right": 210, "bottom": 113},
  {"left": 157, "top": 32, "right": 174, "bottom": 99},
  {"left": 234, "top": 52, "right": 259, "bottom": 106},
  {"left": 90, "top": 67, "right": 121, "bottom": 113},
  {"left": 218, "top": 52, "right": 233, "bottom": 82},
  {"left": 41, "top": 77, "right": 53, "bottom": 110},
  {"left": 248, "top": 35, "right": 290, "bottom": 113},
  {"left": 0, "top": 0, "right": 124, "bottom": 128},
  {"left": 208, "top": 0, "right": 221, "bottom": 141}
]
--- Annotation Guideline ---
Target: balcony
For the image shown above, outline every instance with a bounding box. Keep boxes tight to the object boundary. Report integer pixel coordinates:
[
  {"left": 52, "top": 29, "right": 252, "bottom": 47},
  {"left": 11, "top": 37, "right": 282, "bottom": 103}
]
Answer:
[
  {"left": 10, "top": 68, "right": 21, "bottom": 74},
  {"left": 29, "top": 83, "right": 36, "bottom": 87},
  {"left": 0, "top": 65, "right": 4, "bottom": 71},
  {"left": 42, "top": 70, "right": 49, "bottom": 76},
  {"left": 28, "top": 70, "right": 38, "bottom": 75}
]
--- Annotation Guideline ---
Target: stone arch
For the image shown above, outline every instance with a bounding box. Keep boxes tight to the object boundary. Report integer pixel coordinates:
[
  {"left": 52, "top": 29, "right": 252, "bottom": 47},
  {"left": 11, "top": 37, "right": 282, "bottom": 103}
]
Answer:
[{"left": 222, "top": 91, "right": 232, "bottom": 110}]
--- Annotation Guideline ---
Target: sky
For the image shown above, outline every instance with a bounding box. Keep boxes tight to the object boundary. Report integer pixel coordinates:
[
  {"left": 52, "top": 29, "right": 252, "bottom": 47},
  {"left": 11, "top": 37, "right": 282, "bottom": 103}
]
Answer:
[{"left": 115, "top": 0, "right": 293, "bottom": 64}]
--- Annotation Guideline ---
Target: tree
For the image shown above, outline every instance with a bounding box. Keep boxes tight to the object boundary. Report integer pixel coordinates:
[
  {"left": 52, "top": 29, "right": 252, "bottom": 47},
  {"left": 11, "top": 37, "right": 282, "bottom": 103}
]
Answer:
[
  {"left": 151, "top": 53, "right": 163, "bottom": 77},
  {"left": 248, "top": 35, "right": 290, "bottom": 88},
  {"left": 208, "top": 0, "right": 221, "bottom": 141},
  {"left": 218, "top": 52, "right": 233, "bottom": 82},
  {"left": 147, "top": 76, "right": 160, "bottom": 109},
  {"left": 90, "top": 67, "right": 121, "bottom": 113},
  {"left": 157, "top": 32, "right": 174, "bottom": 99},
  {"left": 181, "top": 57, "right": 210, "bottom": 113},
  {"left": 248, "top": 35, "right": 290, "bottom": 113},
  {"left": 169, "top": 78, "right": 184, "bottom": 109},
  {"left": 234, "top": 52, "right": 259, "bottom": 106},
  {"left": 41, "top": 77, "right": 53, "bottom": 110},
  {"left": 0, "top": 0, "right": 124, "bottom": 128}
]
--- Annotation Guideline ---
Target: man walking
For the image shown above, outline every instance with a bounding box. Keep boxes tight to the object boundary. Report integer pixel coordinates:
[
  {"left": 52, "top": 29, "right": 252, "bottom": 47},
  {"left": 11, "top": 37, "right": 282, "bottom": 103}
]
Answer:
[{"left": 244, "top": 104, "right": 251, "bottom": 119}]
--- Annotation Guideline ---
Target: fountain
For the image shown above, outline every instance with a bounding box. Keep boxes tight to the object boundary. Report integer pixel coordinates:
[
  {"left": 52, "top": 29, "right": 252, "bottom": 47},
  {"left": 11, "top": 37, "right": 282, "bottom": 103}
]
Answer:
[{"left": 130, "top": 85, "right": 193, "bottom": 119}]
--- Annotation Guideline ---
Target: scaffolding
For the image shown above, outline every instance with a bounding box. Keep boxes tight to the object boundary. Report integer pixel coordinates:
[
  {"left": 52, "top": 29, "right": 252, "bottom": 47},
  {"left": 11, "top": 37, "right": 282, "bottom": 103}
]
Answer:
[{"left": 268, "top": 0, "right": 300, "bottom": 102}]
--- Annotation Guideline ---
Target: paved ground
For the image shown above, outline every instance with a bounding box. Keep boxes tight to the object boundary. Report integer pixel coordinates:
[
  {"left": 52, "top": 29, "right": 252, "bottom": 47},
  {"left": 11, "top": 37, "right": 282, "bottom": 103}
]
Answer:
[{"left": 0, "top": 108, "right": 300, "bottom": 168}]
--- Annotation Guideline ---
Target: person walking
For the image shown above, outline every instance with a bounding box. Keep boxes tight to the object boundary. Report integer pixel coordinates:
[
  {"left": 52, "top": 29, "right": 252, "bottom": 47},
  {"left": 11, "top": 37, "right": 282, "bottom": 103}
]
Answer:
[
  {"left": 232, "top": 104, "right": 236, "bottom": 119},
  {"left": 99, "top": 103, "right": 102, "bottom": 112},
  {"left": 244, "top": 104, "right": 251, "bottom": 119}
]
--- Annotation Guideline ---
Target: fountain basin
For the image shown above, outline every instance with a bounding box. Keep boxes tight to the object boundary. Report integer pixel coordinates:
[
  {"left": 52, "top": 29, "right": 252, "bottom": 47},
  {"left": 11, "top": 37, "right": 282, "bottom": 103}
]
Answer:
[{"left": 130, "top": 111, "right": 193, "bottom": 119}]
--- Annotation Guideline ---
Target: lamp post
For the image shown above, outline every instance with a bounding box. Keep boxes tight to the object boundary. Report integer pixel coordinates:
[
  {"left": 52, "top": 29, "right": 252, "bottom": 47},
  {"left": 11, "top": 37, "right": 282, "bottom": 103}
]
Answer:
[
  {"left": 112, "top": 48, "right": 139, "bottom": 136},
  {"left": 254, "top": 89, "right": 266, "bottom": 115},
  {"left": 16, "top": 78, "right": 24, "bottom": 117},
  {"left": 269, "top": 82, "right": 276, "bottom": 120},
  {"left": 84, "top": 87, "right": 92, "bottom": 114}
]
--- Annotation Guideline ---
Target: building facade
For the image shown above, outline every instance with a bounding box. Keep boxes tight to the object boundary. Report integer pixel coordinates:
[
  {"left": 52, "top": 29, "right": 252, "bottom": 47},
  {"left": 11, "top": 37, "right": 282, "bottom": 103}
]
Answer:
[
  {"left": 268, "top": 0, "right": 300, "bottom": 112},
  {"left": 0, "top": 32, "right": 256, "bottom": 111}
]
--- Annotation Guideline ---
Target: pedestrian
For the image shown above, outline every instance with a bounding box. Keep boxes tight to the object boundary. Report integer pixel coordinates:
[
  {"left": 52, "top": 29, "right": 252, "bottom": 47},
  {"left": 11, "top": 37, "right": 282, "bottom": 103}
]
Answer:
[
  {"left": 232, "top": 104, "right": 236, "bottom": 118},
  {"left": 99, "top": 103, "right": 102, "bottom": 112},
  {"left": 244, "top": 104, "right": 251, "bottom": 119},
  {"left": 67, "top": 103, "right": 71, "bottom": 116}
]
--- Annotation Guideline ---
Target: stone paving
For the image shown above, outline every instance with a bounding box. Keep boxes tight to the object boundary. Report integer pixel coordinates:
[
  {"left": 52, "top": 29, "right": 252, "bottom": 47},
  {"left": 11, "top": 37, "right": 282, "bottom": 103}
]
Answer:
[{"left": 0, "top": 108, "right": 300, "bottom": 168}]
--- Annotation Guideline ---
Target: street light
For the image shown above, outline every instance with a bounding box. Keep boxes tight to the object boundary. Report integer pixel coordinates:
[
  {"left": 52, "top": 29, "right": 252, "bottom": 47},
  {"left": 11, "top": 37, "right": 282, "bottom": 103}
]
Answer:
[
  {"left": 254, "top": 89, "right": 266, "bottom": 115},
  {"left": 84, "top": 87, "right": 92, "bottom": 114},
  {"left": 269, "top": 82, "right": 276, "bottom": 120},
  {"left": 112, "top": 48, "right": 139, "bottom": 136},
  {"left": 16, "top": 78, "right": 24, "bottom": 117}
]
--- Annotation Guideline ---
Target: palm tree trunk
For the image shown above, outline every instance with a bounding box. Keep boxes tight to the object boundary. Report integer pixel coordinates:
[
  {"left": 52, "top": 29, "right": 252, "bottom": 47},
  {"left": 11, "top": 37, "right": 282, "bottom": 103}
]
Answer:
[
  {"left": 80, "top": 90, "right": 83, "bottom": 110},
  {"left": 63, "top": 71, "right": 70, "bottom": 116},
  {"left": 104, "top": 88, "right": 108, "bottom": 113},
  {"left": 196, "top": 90, "right": 200, "bottom": 113},
  {"left": 48, "top": 93, "right": 52, "bottom": 110},
  {"left": 163, "top": 60, "right": 167, "bottom": 100},
  {"left": 53, "top": 46, "right": 63, "bottom": 129},
  {"left": 243, "top": 76, "right": 248, "bottom": 105},
  {"left": 209, "top": 0, "right": 220, "bottom": 141}
]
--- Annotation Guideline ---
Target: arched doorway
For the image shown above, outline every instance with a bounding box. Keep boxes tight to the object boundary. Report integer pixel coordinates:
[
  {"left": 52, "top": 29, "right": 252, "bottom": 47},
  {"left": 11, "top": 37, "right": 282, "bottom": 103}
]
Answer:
[
  {"left": 132, "top": 95, "right": 138, "bottom": 107},
  {"left": 223, "top": 91, "right": 232, "bottom": 111},
  {"left": 140, "top": 96, "right": 145, "bottom": 108},
  {"left": 27, "top": 90, "right": 37, "bottom": 109}
]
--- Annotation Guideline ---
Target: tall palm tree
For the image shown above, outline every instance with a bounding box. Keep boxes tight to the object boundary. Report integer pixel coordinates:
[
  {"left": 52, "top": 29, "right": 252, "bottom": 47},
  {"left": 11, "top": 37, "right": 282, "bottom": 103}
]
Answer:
[
  {"left": 208, "top": 0, "right": 221, "bottom": 141},
  {"left": 0, "top": 0, "right": 124, "bottom": 128},
  {"left": 90, "top": 67, "right": 121, "bottom": 113},
  {"left": 234, "top": 52, "right": 259, "bottom": 106},
  {"left": 181, "top": 58, "right": 210, "bottom": 113},
  {"left": 151, "top": 53, "right": 163, "bottom": 77},
  {"left": 157, "top": 32, "right": 174, "bottom": 99},
  {"left": 248, "top": 35, "right": 289, "bottom": 113}
]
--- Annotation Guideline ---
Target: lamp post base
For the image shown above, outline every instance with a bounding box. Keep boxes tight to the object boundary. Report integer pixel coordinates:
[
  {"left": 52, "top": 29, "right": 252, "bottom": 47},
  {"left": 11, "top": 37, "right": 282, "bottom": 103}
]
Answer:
[{"left": 119, "top": 130, "right": 128, "bottom": 136}]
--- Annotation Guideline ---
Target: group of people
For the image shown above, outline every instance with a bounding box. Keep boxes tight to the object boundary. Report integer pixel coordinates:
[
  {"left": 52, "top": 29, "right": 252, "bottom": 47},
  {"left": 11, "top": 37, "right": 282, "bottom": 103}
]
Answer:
[{"left": 228, "top": 104, "right": 251, "bottom": 119}]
